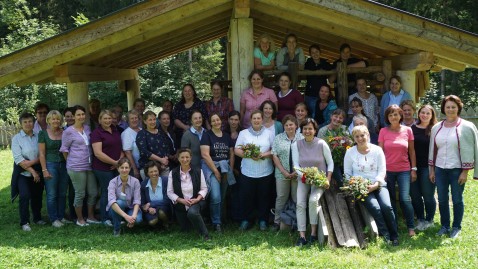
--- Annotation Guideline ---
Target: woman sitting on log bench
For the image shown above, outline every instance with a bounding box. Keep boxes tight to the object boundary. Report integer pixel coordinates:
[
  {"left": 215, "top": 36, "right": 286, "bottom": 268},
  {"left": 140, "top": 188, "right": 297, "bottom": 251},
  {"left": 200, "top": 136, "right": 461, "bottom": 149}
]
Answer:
[{"left": 344, "top": 125, "right": 399, "bottom": 246}]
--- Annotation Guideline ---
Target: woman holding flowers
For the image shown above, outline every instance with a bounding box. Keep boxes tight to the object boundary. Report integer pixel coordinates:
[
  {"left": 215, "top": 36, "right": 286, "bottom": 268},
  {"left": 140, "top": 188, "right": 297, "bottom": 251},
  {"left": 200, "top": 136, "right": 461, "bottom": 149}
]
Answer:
[
  {"left": 235, "top": 110, "right": 274, "bottom": 231},
  {"left": 344, "top": 125, "right": 399, "bottom": 246},
  {"left": 317, "top": 109, "right": 351, "bottom": 187},
  {"left": 292, "top": 118, "right": 333, "bottom": 246},
  {"left": 271, "top": 115, "right": 303, "bottom": 230},
  {"left": 378, "top": 104, "right": 417, "bottom": 237}
]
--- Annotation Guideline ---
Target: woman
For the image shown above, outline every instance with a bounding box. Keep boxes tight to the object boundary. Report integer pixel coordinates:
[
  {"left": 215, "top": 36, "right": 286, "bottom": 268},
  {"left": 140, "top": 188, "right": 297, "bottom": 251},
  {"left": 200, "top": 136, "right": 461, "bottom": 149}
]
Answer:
[
  {"left": 201, "top": 113, "right": 235, "bottom": 232},
  {"left": 158, "top": 111, "right": 178, "bottom": 169},
  {"left": 167, "top": 148, "right": 209, "bottom": 240},
  {"left": 106, "top": 158, "right": 142, "bottom": 236},
  {"left": 400, "top": 100, "right": 417, "bottom": 127},
  {"left": 276, "top": 72, "right": 304, "bottom": 121},
  {"left": 317, "top": 109, "right": 348, "bottom": 187},
  {"left": 347, "top": 78, "right": 379, "bottom": 130},
  {"left": 240, "top": 70, "right": 278, "bottom": 128},
  {"left": 91, "top": 109, "right": 124, "bottom": 226},
  {"left": 141, "top": 161, "right": 171, "bottom": 227},
  {"left": 33, "top": 103, "right": 49, "bottom": 133},
  {"left": 293, "top": 118, "right": 333, "bottom": 246},
  {"left": 254, "top": 33, "right": 276, "bottom": 70},
  {"left": 39, "top": 110, "right": 68, "bottom": 228},
  {"left": 225, "top": 110, "right": 243, "bottom": 222},
  {"left": 63, "top": 107, "right": 75, "bottom": 128},
  {"left": 379, "top": 76, "right": 412, "bottom": 127},
  {"left": 271, "top": 115, "right": 303, "bottom": 230},
  {"left": 121, "top": 110, "right": 142, "bottom": 179},
  {"left": 181, "top": 110, "right": 205, "bottom": 170},
  {"left": 276, "top": 33, "right": 305, "bottom": 71},
  {"left": 347, "top": 97, "right": 375, "bottom": 134},
  {"left": 136, "top": 111, "right": 171, "bottom": 178},
  {"left": 411, "top": 105, "right": 437, "bottom": 231},
  {"left": 60, "top": 105, "right": 99, "bottom": 227},
  {"left": 304, "top": 44, "right": 333, "bottom": 118},
  {"left": 260, "top": 100, "right": 284, "bottom": 138},
  {"left": 429, "top": 95, "right": 478, "bottom": 239},
  {"left": 205, "top": 82, "right": 234, "bottom": 131},
  {"left": 378, "top": 104, "right": 417, "bottom": 237},
  {"left": 235, "top": 110, "right": 274, "bottom": 231},
  {"left": 314, "top": 85, "right": 337, "bottom": 128},
  {"left": 344, "top": 125, "right": 399, "bottom": 246},
  {"left": 172, "top": 83, "right": 208, "bottom": 140},
  {"left": 12, "top": 112, "right": 45, "bottom": 231},
  {"left": 294, "top": 102, "right": 309, "bottom": 130}
]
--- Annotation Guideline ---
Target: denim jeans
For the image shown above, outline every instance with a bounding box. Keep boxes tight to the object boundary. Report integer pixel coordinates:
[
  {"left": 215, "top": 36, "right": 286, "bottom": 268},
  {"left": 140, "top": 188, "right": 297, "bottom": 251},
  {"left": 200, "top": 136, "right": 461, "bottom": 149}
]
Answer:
[
  {"left": 435, "top": 167, "right": 465, "bottom": 229},
  {"left": 209, "top": 173, "right": 228, "bottom": 225},
  {"left": 175, "top": 201, "right": 208, "bottom": 236},
  {"left": 386, "top": 171, "right": 415, "bottom": 229},
  {"left": 410, "top": 167, "right": 436, "bottom": 222},
  {"left": 304, "top": 96, "right": 318, "bottom": 118},
  {"left": 108, "top": 199, "right": 143, "bottom": 232},
  {"left": 44, "top": 162, "right": 69, "bottom": 222},
  {"left": 93, "top": 170, "right": 117, "bottom": 222},
  {"left": 18, "top": 174, "right": 44, "bottom": 225},
  {"left": 362, "top": 186, "right": 398, "bottom": 241}
]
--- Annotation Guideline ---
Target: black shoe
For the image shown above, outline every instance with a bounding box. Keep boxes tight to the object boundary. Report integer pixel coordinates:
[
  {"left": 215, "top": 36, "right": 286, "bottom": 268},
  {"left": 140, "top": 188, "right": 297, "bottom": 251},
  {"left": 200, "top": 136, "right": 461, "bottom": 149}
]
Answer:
[
  {"left": 204, "top": 235, "right": 211, "bottom": 241},
  {"left": 296, "top": 237, "right": 308, "bottom": 247},
  {"left": 309, "top": 235, "right": 318, "bottom": 244},
  {"left": 113, "top": 229, "right": 121, "bottom": 237},
  {"left": 270, "top": 223, "right": 280, "bottom": 232},
  {"left": 214, "top": 224, "right": 222, "bottom": 233},
  {"left": 391, "top": 239, "right": 399, "bottom": 246}
]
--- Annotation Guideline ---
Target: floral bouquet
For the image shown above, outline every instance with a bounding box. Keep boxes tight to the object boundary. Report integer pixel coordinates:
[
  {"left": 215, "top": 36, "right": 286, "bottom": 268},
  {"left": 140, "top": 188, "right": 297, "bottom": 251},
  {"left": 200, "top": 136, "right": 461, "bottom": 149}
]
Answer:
[
  {"left": 325, "top": 129, "right": 353, "bottom": 167},
  {"left": 239, "top": 143, "right": 262, "bottom": 159},
  {"left": 340, "top": 176, "right": 371, "bottom": 202},
  {"left": 295, "top": 167, "right": 329, "bottom": 188}
]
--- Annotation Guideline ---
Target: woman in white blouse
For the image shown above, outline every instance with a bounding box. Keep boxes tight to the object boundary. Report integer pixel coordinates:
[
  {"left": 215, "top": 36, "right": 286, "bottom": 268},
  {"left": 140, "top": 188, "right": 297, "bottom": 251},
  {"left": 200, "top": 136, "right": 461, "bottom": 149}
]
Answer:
[{"left": 344, "top": 125, "right": 399, "bottom": 246}]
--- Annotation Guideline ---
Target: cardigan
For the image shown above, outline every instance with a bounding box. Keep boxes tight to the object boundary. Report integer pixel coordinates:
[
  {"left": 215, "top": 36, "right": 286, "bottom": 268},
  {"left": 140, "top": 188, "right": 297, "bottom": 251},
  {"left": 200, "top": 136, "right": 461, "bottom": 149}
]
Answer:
[
  {"left": 429, "top": 118, "right": 478, "bottom": 179},
  {"left": 379, "top": 90, "right": 412, "bottom": 127}
]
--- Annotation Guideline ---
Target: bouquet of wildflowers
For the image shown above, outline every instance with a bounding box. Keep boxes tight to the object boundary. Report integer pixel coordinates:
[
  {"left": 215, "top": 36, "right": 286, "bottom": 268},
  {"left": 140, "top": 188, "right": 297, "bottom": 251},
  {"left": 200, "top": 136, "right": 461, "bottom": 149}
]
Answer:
[
  {"left": 295, "top": 167, "right": 329, "bottom": 188},
  {"left": 340, "top": 176, "right": 371, "bottom": 202},
  {"left": 239, "top": 143, "right": 262, "bottom": 159},
  {"left": 325, "top": 128, "right": 353, "bottom": 166}
]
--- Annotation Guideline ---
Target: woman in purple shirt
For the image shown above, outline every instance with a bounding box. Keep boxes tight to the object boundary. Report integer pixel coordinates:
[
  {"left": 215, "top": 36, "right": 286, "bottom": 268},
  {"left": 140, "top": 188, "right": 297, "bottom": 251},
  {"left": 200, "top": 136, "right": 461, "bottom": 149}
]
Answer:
[
  {"left": 60, "top": 105, "right": 99, "bottom": 227},
  {"left": 107, "top": 158, "right": 142, "bottom": 236},
  {"left": 91, "top": 110, "right": 124, "bottom": 226}
]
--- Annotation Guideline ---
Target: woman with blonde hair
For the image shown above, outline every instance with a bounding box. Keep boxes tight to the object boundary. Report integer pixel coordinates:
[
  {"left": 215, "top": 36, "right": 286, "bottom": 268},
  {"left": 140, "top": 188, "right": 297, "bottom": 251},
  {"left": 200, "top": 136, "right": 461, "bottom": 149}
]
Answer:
[{"left": 254, "top": 33, "right": 276, "bottom": 70}]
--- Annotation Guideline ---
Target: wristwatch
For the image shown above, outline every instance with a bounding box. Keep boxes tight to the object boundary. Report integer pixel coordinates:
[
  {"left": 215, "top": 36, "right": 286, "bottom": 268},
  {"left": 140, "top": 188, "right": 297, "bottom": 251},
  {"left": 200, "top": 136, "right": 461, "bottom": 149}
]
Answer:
[{"left": 411, "top": 167, "right": 417, "bottom": 171}]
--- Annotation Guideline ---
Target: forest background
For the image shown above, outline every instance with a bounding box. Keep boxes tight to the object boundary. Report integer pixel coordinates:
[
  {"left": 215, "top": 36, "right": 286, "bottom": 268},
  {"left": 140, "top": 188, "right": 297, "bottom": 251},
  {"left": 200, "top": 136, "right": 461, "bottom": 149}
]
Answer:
[{"left": 0, "top": 0, "right": 477, "bottom": 122}]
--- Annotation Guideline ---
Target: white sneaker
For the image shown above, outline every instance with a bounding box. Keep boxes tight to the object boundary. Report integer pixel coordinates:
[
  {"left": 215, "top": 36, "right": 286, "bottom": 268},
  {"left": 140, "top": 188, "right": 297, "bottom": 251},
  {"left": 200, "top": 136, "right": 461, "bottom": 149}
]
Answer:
[
  {"left": 416, "top": 220, "right": 426, "bottom": 231},
  {"left": 422, "top": 220, "right": 434, "bottom": 230},
  {"left": 52, "top": 220, "right": 64, "bottom": 228},
  {"left": 103, "top": 220, "right": 113, "bottom": 227},
  {"left": 60, "top": 218, "right": 73, "bottom": 224},
  {"left": 22, "top": 224, "right": 32, "bottom": 232}
]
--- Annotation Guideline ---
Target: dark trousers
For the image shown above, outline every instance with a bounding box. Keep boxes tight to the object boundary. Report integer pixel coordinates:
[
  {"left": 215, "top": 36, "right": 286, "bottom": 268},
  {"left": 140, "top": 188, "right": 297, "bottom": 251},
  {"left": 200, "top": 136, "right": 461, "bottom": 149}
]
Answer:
[
  {"left": 240, "top": 173, "right": 273, "bottom": 223},
  {"left": 175, "top": 201, "right": 208, "bottom": 236},
  {"left": 18, "top": 174, "right": 44, "bottom": 225}
]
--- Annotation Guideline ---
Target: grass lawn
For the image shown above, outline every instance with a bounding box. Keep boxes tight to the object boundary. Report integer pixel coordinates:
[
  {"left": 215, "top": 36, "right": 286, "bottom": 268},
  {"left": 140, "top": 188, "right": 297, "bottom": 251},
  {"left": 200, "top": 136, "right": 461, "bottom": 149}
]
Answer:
[{"left": 0, "top": 149, "right": 477, "bottom": 268}]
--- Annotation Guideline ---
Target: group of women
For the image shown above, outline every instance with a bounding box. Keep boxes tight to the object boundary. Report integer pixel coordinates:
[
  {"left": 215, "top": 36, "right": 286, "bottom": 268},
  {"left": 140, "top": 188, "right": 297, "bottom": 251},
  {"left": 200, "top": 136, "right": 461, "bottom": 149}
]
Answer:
[{"left": 10, "top": 43, "right": 478, "bottom": 245}]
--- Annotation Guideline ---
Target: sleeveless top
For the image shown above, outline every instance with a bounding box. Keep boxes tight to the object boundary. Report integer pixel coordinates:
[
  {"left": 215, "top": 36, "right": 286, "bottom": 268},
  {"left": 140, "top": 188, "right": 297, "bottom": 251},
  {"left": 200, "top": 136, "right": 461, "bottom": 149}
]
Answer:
[{"left": 297, "top": 137, "right": 326, "bottom": 173}]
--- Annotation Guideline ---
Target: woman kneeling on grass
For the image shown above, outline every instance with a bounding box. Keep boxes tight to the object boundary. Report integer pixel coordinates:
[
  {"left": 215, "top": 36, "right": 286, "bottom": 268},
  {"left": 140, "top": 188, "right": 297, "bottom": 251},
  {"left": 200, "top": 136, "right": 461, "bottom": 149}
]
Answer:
[
  {"left": 106, "top": 158, "right": 142, "bottom": 236},
  {"left": 141, "top": 161, "right": 171, "bottom": 228},
  {"left": 167, "top": 148, "right": 209, "bottom": 240}
]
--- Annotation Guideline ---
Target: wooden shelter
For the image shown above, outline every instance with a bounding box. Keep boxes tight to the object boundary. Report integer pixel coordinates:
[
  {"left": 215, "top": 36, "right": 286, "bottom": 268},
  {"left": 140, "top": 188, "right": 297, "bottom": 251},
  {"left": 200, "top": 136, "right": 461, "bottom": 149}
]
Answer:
[{"left": 0, "top": 0, "right": 477, "bottom": 117}]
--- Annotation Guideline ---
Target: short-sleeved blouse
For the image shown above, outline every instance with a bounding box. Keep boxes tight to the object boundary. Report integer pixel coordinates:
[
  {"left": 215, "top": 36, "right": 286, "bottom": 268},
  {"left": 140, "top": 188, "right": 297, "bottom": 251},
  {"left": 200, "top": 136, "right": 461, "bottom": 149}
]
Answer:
[
  {"left": 38, "top": 130, "right": 64, "bottom": 163},
  {"left": 90, "top": 125, "right": 122, "bottom": 171},
  {"left": 254, "top": 47, "right": 275, "bottom": 67},
  {"left": 271, "top": 131, "right": 304, "bottom": 180},
  {"left": 240, "top": 87, "right": 278, "bottom": 129},
  {"left": 136, "top": 129, "right": 170, "bottom": 169},
  {"left": 172, "top": 99, "right": 208, "bottom": 128}
]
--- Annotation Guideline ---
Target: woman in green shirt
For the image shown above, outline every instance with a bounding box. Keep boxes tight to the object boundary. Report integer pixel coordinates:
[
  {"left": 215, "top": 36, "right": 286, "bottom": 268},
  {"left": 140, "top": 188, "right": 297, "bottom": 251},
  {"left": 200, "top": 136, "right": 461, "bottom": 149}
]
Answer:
[{"left": 39, "top": 110, "right": 69, "bottom": 228}]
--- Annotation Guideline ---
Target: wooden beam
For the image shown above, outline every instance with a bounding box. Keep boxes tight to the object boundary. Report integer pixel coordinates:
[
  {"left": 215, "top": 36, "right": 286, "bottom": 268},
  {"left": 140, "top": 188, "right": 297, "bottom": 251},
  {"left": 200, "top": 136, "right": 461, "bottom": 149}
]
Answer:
[
  {"left": 434, "top": 57, "right": 467, "bottom": 72},
  {"left": 16, "top": 70, "right": 53, "bottom": 87},
  {"left": 388, "top": 52, "right": 435, "bottom": 71},
  {"left": 54, "top": 65, "right": 138, "bottom": 83},
  {"left": 234, "top": 0, "right": 250, "bottom": 18}
]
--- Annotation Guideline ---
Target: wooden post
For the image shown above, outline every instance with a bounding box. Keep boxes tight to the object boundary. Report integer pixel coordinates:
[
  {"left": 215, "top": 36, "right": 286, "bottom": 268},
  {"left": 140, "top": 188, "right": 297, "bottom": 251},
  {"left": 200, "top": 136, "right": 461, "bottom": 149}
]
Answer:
[
  {"left": 229, "top": 18, "right": 254, "bottom": 110},
  {"left": 336, "top": 62, "right": 348, "bottom": 110},
  {"left": 288, "top": 62, "right": 299, "bottom": 90},
  {"left": 125, "top": 79, "right": 141, "bottom": 110},
  {"left": 67, "top": 82, "right": 89, "bottom": 120},
  {"left": 382, "top": 60, "right": 392, "bottom": 94},
  {"left": 396, "top": 70, "right": 417, "bottom": 102}
]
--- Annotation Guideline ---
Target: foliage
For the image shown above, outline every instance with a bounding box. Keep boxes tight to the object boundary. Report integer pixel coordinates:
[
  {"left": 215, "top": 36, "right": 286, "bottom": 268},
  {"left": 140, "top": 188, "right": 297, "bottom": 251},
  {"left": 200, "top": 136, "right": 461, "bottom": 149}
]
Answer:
[
  {"left": 295, "top": 166, "right": 329, "bottom": 188},
  {"left": 71, "top": 12, "right": 90, "bottom": 27},
  {"left": 340, "top": 176, "right": 371, "bottom": 202},
  {"left": 0, "top": 150, "right": 478, "bottom": 268}
]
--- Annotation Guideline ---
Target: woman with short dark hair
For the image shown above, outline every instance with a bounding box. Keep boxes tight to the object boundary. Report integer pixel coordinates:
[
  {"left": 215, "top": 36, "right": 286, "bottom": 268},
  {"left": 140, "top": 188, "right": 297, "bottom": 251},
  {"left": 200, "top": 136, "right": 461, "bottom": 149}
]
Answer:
[{"left": 141, "top": 161, "right": 171, "bottom": 228}]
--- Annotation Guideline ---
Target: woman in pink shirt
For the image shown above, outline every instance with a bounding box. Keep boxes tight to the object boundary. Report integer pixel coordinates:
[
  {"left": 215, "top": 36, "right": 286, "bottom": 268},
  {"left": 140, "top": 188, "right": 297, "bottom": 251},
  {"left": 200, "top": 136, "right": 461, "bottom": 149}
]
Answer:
[
  {"left": 240, "top": 70, "right": 278, "bottom": 128},
  {"left": 378, "top": 104, "right": 417, "bottom": 237}
]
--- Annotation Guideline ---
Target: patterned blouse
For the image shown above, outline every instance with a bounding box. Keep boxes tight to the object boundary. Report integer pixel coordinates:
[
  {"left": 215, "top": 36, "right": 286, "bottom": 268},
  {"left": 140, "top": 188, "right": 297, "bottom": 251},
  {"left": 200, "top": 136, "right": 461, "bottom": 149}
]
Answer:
[
  {"left": 172, "top": 99, "right": 208, "bottom": 128},
  {"left": 136, "top": 129, "right": 171, "bottom": 169},
  {"left": 271, "top": 131, "right": 304, "bottom": 180}
]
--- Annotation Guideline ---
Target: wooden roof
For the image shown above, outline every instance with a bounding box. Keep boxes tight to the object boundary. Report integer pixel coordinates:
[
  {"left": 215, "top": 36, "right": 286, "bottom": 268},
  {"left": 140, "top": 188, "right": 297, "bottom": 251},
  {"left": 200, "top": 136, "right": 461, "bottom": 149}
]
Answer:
[{"left": 0, "top": 0, "right": 477, "bottom": 88}]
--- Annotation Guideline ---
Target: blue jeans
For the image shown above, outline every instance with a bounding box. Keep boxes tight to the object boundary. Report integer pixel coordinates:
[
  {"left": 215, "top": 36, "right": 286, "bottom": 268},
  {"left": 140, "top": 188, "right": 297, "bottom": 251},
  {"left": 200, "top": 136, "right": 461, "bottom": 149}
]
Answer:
[
  {"left": 435, "top": 167, "right": 465, "bottom": 229},
  {"left": 209, "top": 173, "right": 228, "bottom": 225},
  {"left": 386, "top": 171, "right": 415, "bottom": 229},
  {"left": 93, "top": 170, "right": 117, "bottom": 222},
  {"left": 332, "top": 164, "right": 344, "bottom": 188},
  {"left": 108, "top": 199, "right": 143, "bottom": 232},
  {"left": 44, "top": 162, "right": 69, "bottom": 222},
  {"left": 362, "top": 186, "right": 398, "bottom": 241},
  {"left": 304, "top": 96, "right": 318, "bottom": 118},
  {"left": 410, "top": 167, "right": 436, "bottom": 222}
]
